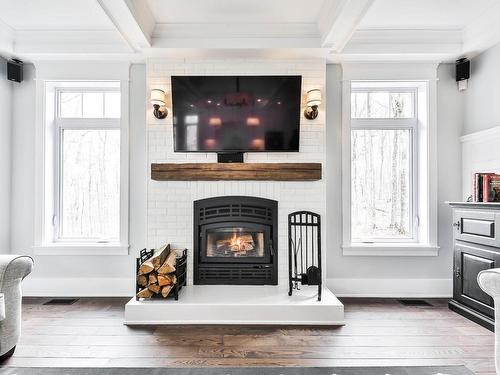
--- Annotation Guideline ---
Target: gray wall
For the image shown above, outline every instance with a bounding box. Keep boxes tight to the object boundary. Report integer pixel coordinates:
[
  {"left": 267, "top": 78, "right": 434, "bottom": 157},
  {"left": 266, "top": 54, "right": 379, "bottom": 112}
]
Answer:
[
  {"left": 325, "top": 63, "right": 462, "bottom": 294},
  {"left": 464, "top": 42, "right": 500, "bottom": 135},
  {"left": 0, "top": 57, "right": 12, "bottom": 254},
  {"left": 11, "top": 64, "right": 35, "bottom": 260},
  {"left": 9, "top": 60, "right": 463, "bottom": 296},
  {"left": 10, "top": 64, "right": 147, "bottom": 293}
]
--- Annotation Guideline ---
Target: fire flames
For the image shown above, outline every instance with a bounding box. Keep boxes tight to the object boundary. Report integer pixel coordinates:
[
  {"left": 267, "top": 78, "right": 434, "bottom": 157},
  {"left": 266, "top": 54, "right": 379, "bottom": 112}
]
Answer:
[{"left": 216, "top": 233, "right": 255, "bottom": 253}]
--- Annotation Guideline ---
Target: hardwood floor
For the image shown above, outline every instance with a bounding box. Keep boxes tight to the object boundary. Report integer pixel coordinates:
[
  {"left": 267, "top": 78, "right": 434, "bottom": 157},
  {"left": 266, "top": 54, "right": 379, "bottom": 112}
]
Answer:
[{"left": 1, "top": 297, "right": 495, "bottom": 374}]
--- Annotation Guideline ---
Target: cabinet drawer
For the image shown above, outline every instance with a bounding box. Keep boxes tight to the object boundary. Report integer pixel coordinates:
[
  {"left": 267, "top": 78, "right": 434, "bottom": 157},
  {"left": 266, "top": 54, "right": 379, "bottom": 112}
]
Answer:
[{"left": 454, "top": 209, "right": 500, "bottom": 247}]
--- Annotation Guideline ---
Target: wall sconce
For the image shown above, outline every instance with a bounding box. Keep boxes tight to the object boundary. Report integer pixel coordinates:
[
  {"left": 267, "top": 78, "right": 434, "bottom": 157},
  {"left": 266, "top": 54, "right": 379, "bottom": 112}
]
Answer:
[
  {"left": 150, "top": 89, "right": 168, "bottom": 119},
  {"left": 304, "top": 89, "right": 322, "bottom": 120}
]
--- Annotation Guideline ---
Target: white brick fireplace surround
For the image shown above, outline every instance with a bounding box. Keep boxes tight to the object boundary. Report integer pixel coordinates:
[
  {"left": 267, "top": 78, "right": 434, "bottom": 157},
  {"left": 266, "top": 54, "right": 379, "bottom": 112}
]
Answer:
[
  {"left": 125, "top": 58, "right": 344, "bottom": 325},
  {"left": 147, "top": 59, "right": 327, "bottom": 286}
]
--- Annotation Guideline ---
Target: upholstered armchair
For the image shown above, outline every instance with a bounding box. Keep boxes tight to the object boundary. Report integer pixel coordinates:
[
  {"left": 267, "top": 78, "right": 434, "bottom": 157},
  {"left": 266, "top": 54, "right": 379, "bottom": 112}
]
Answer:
[
  {"left": 0, "top": 255, "right": 34, "bottom": 360},
  {"left": 478, "top": 268, "right": 500, "bottom": 374}
]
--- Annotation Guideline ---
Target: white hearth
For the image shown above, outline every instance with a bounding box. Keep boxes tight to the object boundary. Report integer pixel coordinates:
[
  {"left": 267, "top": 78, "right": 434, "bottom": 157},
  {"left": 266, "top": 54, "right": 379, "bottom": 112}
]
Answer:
[{"left": 125, "top": 285, "right": 344, "bottom": 325}]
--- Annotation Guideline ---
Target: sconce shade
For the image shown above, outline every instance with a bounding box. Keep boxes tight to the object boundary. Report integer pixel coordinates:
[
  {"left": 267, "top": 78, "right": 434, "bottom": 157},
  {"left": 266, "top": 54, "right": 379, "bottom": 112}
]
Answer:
[
  {"left": 150, "top": 89, "right": 166, "bottom": 106},
  {"left": 306, "top": 89, "right": 322, "bottom": 107}
]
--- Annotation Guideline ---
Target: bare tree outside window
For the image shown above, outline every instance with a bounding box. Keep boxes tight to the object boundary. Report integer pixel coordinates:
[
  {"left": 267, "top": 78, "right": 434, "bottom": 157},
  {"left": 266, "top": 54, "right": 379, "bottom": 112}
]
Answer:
[
  {"left": 61, "top": 129, "right": 120, "bottom": 240},
  {"left": 350, "top": 89, "right": 415, "bottom": 242},
  {"left": 56, "top": 87, "right": 121, "bottom": 242}
]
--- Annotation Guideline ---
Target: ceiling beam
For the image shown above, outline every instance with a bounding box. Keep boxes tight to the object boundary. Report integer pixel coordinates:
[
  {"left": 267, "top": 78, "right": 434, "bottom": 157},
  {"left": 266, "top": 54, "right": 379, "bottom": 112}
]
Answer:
[
  {"left": 151, "top": 23, "right": 321, "bottom": 49},
  {"left": 96, "top": 0, "right": 154, "bottom": 51},
  {"left": 317, "top": 0, "right": 375, "bottom": 52}
]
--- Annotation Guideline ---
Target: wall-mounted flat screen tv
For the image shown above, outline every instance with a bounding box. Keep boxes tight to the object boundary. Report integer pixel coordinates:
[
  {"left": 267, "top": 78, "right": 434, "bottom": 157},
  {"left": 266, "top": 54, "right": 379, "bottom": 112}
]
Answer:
[{"left": 171, "top": 75, "right": 302, "bottom": 152}]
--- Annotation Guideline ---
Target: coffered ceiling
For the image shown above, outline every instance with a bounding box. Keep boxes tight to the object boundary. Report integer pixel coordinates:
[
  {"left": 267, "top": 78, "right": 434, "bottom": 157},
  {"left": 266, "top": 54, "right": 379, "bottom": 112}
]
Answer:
[{"left": 0, "top": 0, "right": 499, "bottom": 63}]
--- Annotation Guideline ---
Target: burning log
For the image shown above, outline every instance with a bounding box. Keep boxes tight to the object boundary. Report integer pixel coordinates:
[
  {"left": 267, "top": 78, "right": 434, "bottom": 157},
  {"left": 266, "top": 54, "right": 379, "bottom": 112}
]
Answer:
[{"left": 216, "top": 233, "right": 255, "bottom": 253}]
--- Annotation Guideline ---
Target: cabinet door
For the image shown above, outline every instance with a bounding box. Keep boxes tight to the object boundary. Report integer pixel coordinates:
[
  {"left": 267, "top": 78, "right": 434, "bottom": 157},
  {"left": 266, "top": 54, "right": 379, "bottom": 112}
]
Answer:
[
  {"left": 453, "top": 209, "right": 500, "bottom": 247},
  {"left": 454, "top": 242, "right": 496, "bottom": 318}
]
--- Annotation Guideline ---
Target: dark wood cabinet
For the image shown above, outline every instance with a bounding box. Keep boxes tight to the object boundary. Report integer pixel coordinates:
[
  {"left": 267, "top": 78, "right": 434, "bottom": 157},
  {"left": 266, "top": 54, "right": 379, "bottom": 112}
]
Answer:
[{"left": 448, "top": 202, "right": 500, "bottom": 331}]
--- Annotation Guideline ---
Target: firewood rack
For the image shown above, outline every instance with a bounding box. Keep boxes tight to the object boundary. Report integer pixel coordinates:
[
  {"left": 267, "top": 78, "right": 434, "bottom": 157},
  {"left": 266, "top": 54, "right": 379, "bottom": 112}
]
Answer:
[
  {"left": 288, "top": 211, "right": 322, "bottom": 301},
  {"left": 135, "top": 248, "right": 187, "bottom": 300}
]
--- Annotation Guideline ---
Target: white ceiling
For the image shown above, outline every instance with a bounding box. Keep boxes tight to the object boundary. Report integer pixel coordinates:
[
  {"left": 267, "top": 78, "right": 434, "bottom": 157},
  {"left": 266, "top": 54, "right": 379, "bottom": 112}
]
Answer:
[
  {"left": 359, "top": 0, "right": 498, "bottom": 29},
  {"left": 0, "top": 0, "right": 114, "bottom": 30},
  {"left": 148, "top": 0, "right": 326, "bottom": 24},
  {"left": 0, "top": 0, "right": 499, "bottom": 63}
]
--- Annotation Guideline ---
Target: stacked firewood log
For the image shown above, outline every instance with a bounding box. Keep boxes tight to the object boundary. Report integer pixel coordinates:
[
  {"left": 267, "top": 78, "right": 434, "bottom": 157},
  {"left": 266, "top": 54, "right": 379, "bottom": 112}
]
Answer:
[{"left": 136, "top": 244, "right": 177, "bottom": 298}]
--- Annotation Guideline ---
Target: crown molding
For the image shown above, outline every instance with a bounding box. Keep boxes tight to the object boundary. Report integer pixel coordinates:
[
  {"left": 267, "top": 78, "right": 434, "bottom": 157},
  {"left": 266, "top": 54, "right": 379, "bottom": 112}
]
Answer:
[
  {"left": 14, "top": 30, "right": 133, "bottom": 54},
  {"left": 341, "top": 61, "right": 439, "bottom": 81},
  {"left": 342, "top": 29, "right": 463, "bottom": 56},
  {"left": 151, "top": 23, "right": 321, "bottom": 49},
  {"left": 317, "top": 0, "right": 375, "bottom": 52},
  {"left": 460, "top": 126, "right": 500, "bottom": 144}
]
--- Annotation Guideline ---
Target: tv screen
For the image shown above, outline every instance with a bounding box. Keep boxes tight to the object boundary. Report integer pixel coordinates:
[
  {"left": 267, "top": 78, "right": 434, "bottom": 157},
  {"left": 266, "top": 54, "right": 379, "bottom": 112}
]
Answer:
[{"left": 171, "top": 75, "right": 301, "bottom": 152}]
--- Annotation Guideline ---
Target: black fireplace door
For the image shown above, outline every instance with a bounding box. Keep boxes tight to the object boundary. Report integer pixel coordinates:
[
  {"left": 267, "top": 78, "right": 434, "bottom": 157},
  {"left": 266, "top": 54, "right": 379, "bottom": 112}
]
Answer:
[{"left": 200, "top": 222, "right": 272, "bottom": 264}]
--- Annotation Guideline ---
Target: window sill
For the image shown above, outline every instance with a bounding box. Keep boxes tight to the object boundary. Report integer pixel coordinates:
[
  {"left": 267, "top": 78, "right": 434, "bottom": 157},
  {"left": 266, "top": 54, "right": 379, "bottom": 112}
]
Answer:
[
  {"left": 342, "top": 243, "right": 440, "bottom": 257},
  {"left": 33, "top": 244, "right": 129, "bottom": 256}
]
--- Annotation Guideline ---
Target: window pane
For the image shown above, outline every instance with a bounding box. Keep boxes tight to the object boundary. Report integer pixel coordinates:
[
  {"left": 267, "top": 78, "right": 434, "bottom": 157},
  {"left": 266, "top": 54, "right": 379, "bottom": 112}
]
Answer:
[
  {"left": 83, "top": 92, "right": 104, "bottom": 118},
  {"left": 104, "top": 92, "right": 121, "bottom": 118},
  {"left": 60, "top": 92, "right": 82, "bottom": 118},
  {"left": 351, "top": 129, "right": 412, "bottom": 241},
  {"left": 351, "top": 91, "right": 414, "bottom": 119},
  {"left": 368, "top": 92, "right": 390, "bottom": 118},
  {"left": 60, "top": 129, "right": 120, "bottom": 240},
  {"left": 390, "top": 92, "right": 413, "bottom": 118},
  {"left": 351, "top": 92, "right": 368, "bottom": 118}
]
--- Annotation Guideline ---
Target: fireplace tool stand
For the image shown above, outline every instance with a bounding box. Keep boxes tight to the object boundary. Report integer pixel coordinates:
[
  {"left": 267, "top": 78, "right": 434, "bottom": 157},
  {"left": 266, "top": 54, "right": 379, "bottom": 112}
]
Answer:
[{"left": 288, "top": 211, "right": 322, "bottom": 301}]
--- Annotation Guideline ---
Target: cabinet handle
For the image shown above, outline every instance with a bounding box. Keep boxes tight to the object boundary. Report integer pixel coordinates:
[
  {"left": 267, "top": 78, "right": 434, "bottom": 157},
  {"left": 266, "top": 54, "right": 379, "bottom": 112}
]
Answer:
[
  {"left": 453, "top": 221, "right": 461, "bottom": 231},
  {"left": 454, "top": 267, "right": 461, "bottom": 278}
]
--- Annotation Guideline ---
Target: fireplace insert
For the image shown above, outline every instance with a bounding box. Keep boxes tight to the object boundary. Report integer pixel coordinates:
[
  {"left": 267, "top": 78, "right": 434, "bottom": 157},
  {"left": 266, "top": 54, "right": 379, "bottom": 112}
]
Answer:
[{"left": 194, "top": 196, "right": 278, "bottom": 285}]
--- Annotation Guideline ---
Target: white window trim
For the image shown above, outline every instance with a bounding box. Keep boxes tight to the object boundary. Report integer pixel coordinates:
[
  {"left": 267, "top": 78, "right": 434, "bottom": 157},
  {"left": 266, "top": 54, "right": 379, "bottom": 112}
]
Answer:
[
  {"left": 340, "top": 63, "right": 439, "bottom": 256},
  {"left": 53, "top": 87, "right": 122, "bottom": 244},
  {"left": 351, "top": 86, "right": 419, "bottom": 243},
  {"left": 34, "top": 66, "right": 130, "bottom": 256}
]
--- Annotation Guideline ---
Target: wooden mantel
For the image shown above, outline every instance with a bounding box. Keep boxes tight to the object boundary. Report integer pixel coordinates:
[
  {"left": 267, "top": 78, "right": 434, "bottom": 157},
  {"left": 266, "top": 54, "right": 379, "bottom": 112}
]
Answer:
[{"left": 151, "top": 163, "right": 322, "bottom": 181}]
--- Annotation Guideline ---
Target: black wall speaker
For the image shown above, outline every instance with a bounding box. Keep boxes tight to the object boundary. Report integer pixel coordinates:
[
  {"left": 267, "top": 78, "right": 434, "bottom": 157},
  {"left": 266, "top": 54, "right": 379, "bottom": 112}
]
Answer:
[
  {"left": 456, "top": 58, "right": 470, "bottom": 82},
  {"left": 7, "top": 59, "right": 23, "bottom": 83}
]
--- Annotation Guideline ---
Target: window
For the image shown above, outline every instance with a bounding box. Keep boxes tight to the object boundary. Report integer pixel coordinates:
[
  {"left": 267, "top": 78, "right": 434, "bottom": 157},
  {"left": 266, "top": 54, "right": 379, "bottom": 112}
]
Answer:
[
  {"left": 55, "top": 85, "right": 121, "bottom": 242},
  {"left": 350, "top": 87, "right": 417, "bottom": 242},
  {"left": 342, "top": 79, "right": 438, "bottom": 256},
  {"left": 35, "top": 81, "right": 128, "bottom": 255}
]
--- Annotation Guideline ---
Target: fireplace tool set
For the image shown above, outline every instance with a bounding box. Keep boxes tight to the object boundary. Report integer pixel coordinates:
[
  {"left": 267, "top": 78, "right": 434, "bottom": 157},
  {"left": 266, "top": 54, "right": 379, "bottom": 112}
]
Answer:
[{"left": 288, "top": 211, "right": 322, "bottom": 301}]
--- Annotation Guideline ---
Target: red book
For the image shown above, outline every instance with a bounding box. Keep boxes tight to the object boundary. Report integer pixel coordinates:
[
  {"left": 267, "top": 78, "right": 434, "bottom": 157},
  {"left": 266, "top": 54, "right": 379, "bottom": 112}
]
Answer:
[
  {"left": 473, "top": 173, "right": 495, "bottom": 202},
  {"left": 484, "top": 175, "right": 500, "bottom": 202}
]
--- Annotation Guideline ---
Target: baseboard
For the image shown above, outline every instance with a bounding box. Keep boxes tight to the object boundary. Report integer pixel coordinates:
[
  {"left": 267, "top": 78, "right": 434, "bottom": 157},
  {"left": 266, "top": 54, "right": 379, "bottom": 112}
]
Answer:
[
  {"left": 22, "top": 277, "right": 453, "bottom": 298},
  {"left": 327, "top": 278, "right": 453, "bottom": 298},
  {"left": 22, "top": 277, "right": 135, "bottom": 297}
]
